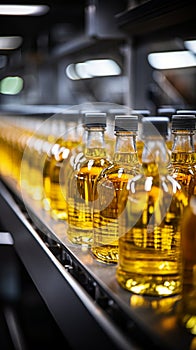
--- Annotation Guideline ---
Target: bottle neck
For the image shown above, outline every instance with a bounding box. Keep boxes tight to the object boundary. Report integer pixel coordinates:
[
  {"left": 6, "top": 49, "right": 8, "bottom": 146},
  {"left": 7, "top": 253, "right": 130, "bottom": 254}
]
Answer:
[
  {"left": 85, "top": 126, "right": 106, "bottom": 157},
  {"left": 113, "top": 131, "right": 138, "bottom": 163},
  {"left": 142, "top": 136, "right": 170, "bottom": 175},
  {"left": 171, "top": 130, "right": 195, "bottom": 153}
]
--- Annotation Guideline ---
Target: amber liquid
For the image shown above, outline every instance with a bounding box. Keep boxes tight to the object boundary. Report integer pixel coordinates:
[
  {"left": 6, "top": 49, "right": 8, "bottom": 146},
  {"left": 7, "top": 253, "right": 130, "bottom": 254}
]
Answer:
[
  {"left": 25, "top": 134, "right": 47, "bottom": 200},
  {"left": 50, "top": 158, "right": 68, "bottom": 220},
  {"left": 136, "top": 139, "right": 173, "bottom": 163},
  {"left": 20, "top": 130, "right": 33, "bottom": 192},
  {"left": 49, "top": 140, "right": 80, "bottom": 220},
  {"left": 0, "top": 123, "right": 15, "bottom": 178},
  {"left": 42, "top": 139, "right": 79, "bottom": 216},
  {"left": 116, "top": 162, "right": 188, "bottom": 296},
  {"left": 67, "top": 150, "right": 111, "bottom": 245},
  {"left": 92, "top": 153, "right": 140, "bottom": 264},
  {"left": 176, "top": 202, "right": 196, "bottom": 335},
  {"left": 170, "top": 152, "right": 196, "bottom": 200},
  {"left": 136, "top": 140, "right": 144, "bottom": 163},
  {"left": 43, "top": 150, "right": 58, "bottom": 211}
]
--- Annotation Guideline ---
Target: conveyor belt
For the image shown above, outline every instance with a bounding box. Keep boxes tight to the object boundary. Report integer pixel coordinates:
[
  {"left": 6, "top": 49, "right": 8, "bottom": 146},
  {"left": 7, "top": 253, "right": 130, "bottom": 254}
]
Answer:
[{"left": 0, "top": 178, "right": 194, "bottom": 350}]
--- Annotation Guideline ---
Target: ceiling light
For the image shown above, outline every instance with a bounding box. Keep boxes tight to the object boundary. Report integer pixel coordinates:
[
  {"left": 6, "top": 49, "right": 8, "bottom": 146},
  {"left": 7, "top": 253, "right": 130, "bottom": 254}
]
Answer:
[
  {"left": 0, "top": 5, "right": 49, "bottom": 16},
  {"left": 75, "top": 62, "right": 92, "bottom": 79},
  {"left": 65, "top": 64, "right": 80, "bottom": 80},
  {"left": 0, "top": 36, "right": 23, "bottom": 50},
  {"left": 148, "top": 51, "right": 196, "bottom": 69},
  {"left": 66, "top": 59, "right": 121, "bottom": 80},
  {"left": 87, "top": 59, "right": 121, "bottom": 77},
  {"left": 0, "top": 76, "right": 24, "bottom": 95}
]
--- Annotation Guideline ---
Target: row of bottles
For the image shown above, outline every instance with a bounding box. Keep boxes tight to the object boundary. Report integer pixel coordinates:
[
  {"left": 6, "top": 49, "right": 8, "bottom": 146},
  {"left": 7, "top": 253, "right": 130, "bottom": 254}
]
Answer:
[{"left": 0, "top": 107, "right": 195, "bottom": 337}]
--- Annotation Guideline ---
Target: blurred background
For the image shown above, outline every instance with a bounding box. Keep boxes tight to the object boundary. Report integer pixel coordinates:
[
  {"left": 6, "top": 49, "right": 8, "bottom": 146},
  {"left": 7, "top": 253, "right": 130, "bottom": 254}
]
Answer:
[{"left": 0, "top": 0, "right": 195, "bottom": 113}]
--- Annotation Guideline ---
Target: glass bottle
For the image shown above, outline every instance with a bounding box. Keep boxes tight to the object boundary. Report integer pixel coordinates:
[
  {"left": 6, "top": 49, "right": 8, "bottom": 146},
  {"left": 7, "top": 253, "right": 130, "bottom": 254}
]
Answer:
[
  {"left": 49, "top": 112, "right": 81, "bottom": 220},
  {"left": 67, "top": 112, "right": 112, "bottom": 246},
  {"left": 42, "top": 111, "right": 81, "bottom": 213},
  {"left": 24, "top": 115, "right": 48, "bottom": 200},
  {"left": 62, "top": 108, "right": 96, "bottom": 176},
  {"left": 177, "top": 195, "right": 196, "bottom": 335},
  {"left": 58, "top": 110, "right": 90, "bottom": 219},
  {"left": 91, "top": 115, "right": 141, "bottom": 264},
  {"left": 116, "top": 116, "right": 188, "bottom": 296},
  {"left": 42, "top": 118, "right": 64, "bottom": 210},
  {"left": 170, "top": 114, "right": 196, "bottom": 202}
]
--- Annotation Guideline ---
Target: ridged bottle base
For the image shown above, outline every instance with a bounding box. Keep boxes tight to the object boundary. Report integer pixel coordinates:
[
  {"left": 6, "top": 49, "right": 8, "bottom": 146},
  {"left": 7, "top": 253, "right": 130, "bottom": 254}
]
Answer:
[
  {"left": 91, "top": 245, "right": 118, "bottom": 264},
  {"left": 116, "top": 269, "right": 182, "bottom": 296}
]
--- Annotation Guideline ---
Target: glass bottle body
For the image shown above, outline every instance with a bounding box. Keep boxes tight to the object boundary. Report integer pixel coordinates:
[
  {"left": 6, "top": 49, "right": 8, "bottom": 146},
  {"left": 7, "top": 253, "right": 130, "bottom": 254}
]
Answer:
[
  {"left": 43, "top": 143, "right": 60, "bottom": 211},
  {"left": 27, "top": 133, "right": 48, "bottom": 201},
  {"left": 116, "top": 137, "right": 188, "bottom": 297},
  {"left": 49, "top": 140, "right": 79, "bottom": 220},
  {"left": 42, "top": 117, "right": 81, "bottom": 217},
  {"left": 91, "top": 132, "right": 140, "bottom": 264},
  {"left": 177, "top": 196, "right": 196, "bottom": 335},
  {"left": 67, "top": 127, "right": 111, "bottom": 246}
]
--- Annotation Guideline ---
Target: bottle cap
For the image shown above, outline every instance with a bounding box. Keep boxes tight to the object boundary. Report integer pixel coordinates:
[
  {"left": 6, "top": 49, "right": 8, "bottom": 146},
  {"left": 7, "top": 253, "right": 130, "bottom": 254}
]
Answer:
[
  {"left": 114, "top": 115, "right": 138, "bottom": 131},
  {"left": 58, "top": 109, "right": 80, "bottom": 122},
  {"left": 171, "top": 114, "right": 196, "bottom": 130},
  {"left": 84, "top": 112, "right": 106, "bottom": 127},
  {"left": 142, "top": 116, "right": 169, "bottom": 137},
  {"left": 131, "top": 109, "right": 150, "bottom": 116},
  {"left": 108, "top": 108, "right": 130, "bottom": 117},
  {"left": 157, "top": 107, "right": 176, "bottom": 121},
  {"left": 131, "top": 109, "right": 151, "bottom": 122},
  {"left": 176, "top": 110, "right": 196, "bottom": 115},
  {"left": 80, "top": 109, "right": 100, "bottom": 125}
]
